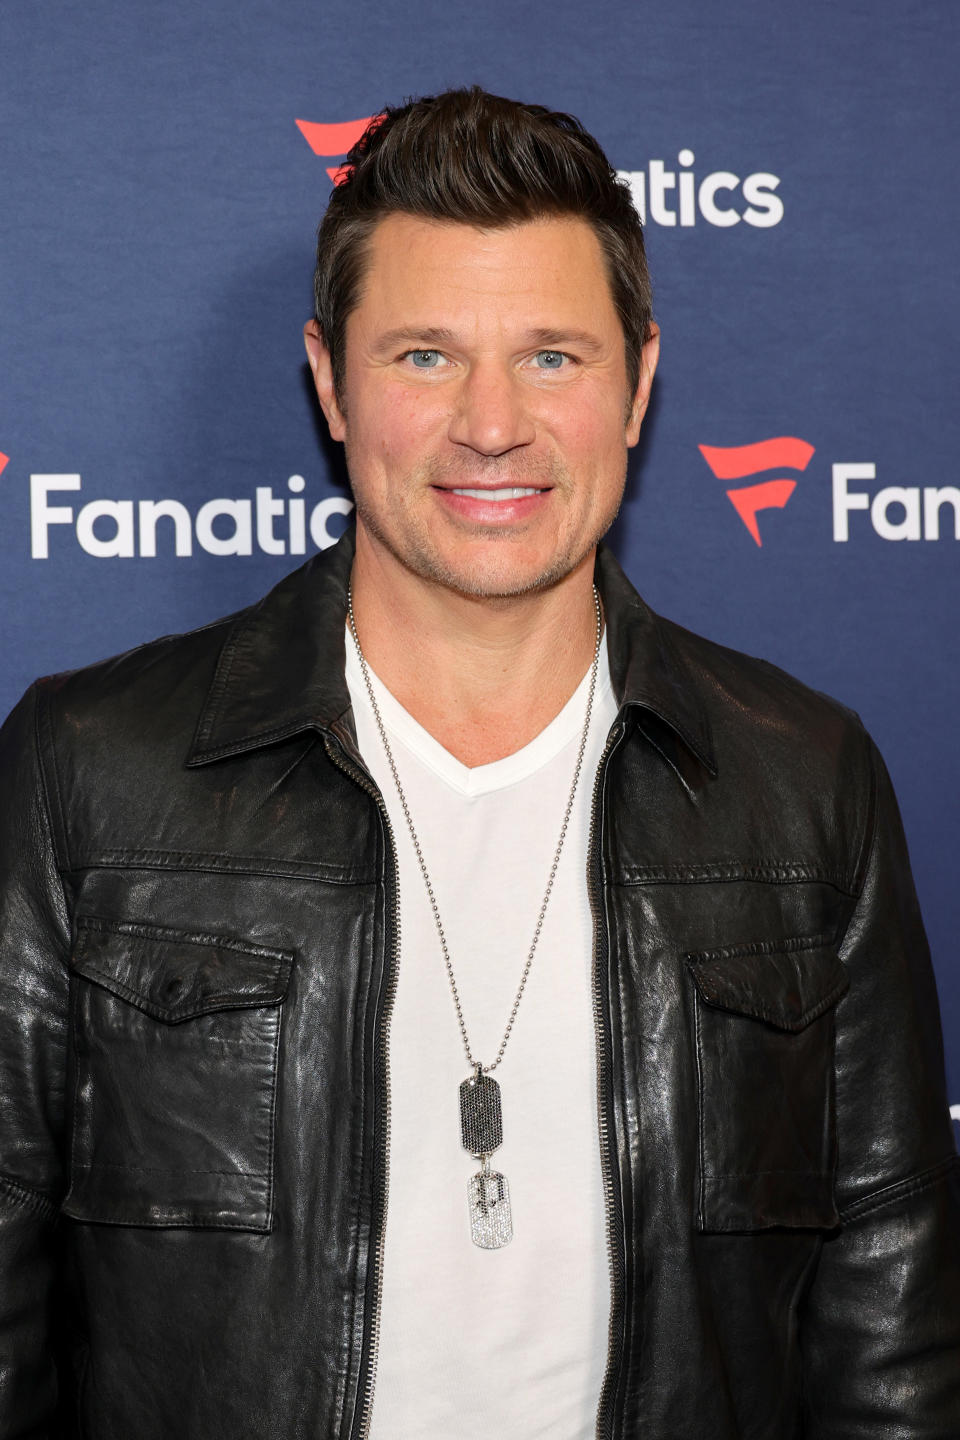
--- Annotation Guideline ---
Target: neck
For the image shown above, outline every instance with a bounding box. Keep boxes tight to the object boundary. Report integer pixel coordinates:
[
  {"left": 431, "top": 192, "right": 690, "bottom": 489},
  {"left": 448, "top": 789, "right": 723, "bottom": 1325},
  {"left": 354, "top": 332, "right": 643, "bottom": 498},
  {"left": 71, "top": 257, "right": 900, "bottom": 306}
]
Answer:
[{"left": 348, "top": 534, "right": 601, "bottom": 767}]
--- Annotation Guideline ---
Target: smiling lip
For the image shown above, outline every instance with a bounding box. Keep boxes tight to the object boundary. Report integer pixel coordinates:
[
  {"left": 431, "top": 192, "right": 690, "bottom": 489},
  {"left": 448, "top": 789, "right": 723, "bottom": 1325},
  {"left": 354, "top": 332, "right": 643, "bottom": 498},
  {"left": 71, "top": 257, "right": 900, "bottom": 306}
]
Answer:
[
  {"left": 433, "top": 483, "right": 551, "bottom": 522},
  {"left": 448, "top": 486, "right": 545, "bottom": 501}
]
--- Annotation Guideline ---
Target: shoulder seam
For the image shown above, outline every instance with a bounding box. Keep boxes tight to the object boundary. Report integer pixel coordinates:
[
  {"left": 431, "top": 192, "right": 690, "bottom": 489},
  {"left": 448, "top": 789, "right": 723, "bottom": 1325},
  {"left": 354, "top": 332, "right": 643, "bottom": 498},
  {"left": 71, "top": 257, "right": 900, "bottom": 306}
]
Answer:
[
  {"left": 834, "top": 725, "right": 879, "bottom": 953},
  {"left": 33, "top": 683, "right": 72, "bottom": 876}
]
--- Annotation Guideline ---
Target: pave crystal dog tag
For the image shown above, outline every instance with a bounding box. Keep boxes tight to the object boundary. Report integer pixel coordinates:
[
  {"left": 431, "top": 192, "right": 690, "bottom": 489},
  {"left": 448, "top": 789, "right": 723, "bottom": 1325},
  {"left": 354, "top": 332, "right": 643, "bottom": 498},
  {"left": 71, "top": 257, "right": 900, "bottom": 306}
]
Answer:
[
  {"left": 468, "top": 1160, "right": 513, "bottom": 1249},
  {"left": 459, "top": 1072, "right": 503, "bottom": 1156}
]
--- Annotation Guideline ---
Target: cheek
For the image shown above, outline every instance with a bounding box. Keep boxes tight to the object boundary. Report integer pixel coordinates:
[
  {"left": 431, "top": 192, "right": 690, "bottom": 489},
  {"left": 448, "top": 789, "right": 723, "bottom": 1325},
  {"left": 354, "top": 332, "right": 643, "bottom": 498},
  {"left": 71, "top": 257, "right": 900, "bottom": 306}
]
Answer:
[
  {"left": 552, "top": 394, "right": 626, "bottom": 462},
  {"left": 371, "top": 387, "right": 446, "bottom": 460}
]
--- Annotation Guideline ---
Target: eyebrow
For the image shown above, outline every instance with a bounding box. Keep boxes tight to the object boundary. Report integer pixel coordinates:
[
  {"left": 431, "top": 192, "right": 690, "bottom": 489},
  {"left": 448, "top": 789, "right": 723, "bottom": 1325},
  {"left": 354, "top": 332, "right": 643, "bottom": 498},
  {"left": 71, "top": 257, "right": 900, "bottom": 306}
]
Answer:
[
  {"left": 522, "top": 327, "right": 605, "bottom": 354},
  {"left": 371, "top": 325, "right": 606, "bottom": 354},
  {"left": 372, "top": 326, "right": 459, "bottom": 352}
]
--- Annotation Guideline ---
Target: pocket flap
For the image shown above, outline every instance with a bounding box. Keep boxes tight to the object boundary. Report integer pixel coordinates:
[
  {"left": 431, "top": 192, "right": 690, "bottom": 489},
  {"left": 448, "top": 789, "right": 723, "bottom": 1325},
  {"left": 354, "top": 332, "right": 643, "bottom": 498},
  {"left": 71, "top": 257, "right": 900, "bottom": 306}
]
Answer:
[
  {"left": 686, "top": 936, "right": 848, "bottom": 1032},
  {"left": 72, "top": 916, "right": 294, "bottom": 1023}
]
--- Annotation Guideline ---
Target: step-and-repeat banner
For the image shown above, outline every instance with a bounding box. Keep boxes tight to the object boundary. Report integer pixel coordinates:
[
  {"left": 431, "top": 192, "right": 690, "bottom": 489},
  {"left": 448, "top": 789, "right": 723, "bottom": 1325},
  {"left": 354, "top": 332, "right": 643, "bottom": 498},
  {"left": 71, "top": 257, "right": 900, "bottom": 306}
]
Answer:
[{"left": 2, "top": 1, "right": 958, "bottom": 1122}]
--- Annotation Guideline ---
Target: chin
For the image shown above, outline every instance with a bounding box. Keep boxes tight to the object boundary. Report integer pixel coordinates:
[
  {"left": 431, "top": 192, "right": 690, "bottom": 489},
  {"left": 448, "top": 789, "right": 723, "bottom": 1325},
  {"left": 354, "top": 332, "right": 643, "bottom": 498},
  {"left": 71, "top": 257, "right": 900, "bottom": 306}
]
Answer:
[
  {"left": 354, "top": 501, "right": 608, "bottom": 600},
  {"left": 408, "top": 544, "right": 594, "bottom": 601}
]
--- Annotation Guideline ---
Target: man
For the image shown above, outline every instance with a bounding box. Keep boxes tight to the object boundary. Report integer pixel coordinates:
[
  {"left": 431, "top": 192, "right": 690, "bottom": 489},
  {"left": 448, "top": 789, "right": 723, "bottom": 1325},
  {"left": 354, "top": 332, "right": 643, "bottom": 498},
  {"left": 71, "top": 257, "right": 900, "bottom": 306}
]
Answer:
[{"left": 0, "top": 87, "right": 957, "bottom": 1438}]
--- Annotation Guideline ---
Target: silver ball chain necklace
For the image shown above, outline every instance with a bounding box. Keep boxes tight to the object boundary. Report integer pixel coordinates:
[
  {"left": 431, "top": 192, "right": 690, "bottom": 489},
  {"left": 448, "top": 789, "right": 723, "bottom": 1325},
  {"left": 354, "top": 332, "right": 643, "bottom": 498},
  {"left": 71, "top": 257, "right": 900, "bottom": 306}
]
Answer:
[{"left": 347, "top": 584, "right": 603, "bottom": 1250}]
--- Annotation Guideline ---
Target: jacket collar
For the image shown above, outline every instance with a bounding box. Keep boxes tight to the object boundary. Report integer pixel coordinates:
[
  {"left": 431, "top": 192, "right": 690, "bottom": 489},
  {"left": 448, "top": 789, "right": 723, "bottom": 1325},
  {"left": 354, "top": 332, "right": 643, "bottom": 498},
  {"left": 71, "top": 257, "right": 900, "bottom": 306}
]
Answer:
[
  {"left": 187, "top": 527, "right": 716, "bottom": 780},
  {"left": 596, "top": 543, "right": 716, "bottom": 779}
]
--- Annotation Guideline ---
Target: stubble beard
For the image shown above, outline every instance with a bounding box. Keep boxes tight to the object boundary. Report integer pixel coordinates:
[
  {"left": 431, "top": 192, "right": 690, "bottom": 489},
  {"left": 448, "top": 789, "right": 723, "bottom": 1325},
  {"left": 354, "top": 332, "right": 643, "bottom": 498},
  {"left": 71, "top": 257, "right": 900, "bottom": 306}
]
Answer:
[{"left": 348, "top": 447, "right": 628, "bottom": 601}]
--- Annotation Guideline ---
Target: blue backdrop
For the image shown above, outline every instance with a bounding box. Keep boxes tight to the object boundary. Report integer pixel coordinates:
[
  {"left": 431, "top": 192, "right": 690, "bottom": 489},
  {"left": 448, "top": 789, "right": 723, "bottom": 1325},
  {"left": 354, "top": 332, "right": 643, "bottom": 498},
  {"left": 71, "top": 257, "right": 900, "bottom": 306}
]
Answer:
[{"left": 2, "top": 0, "right": 957, "bottom": 1124}]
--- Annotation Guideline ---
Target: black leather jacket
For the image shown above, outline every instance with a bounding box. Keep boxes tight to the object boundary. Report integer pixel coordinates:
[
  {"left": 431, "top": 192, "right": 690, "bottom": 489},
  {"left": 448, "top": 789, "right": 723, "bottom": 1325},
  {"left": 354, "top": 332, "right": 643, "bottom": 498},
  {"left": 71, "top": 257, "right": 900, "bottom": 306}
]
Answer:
[{"left": 1, "top": 531, "right": 958, "bottom": 1438}]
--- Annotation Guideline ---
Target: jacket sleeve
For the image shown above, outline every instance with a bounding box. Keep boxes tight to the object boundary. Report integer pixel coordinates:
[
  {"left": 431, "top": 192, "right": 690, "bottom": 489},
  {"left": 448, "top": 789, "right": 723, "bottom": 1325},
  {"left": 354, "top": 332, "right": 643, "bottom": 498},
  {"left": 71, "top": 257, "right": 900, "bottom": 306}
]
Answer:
[
  {"left": 0, "top": 684, "right": 72, "bottom": 1434},
  {"left": 801, "top": 736, "right": 960, "bottom": 1436}
]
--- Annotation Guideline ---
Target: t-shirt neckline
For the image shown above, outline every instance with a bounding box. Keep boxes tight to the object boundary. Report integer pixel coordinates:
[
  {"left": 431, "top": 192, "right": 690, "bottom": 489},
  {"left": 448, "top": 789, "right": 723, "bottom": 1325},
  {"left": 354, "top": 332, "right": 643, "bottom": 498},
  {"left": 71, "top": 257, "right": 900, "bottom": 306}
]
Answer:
[{"left": 344, "top": 627, "right": 613, "bottom": 799}]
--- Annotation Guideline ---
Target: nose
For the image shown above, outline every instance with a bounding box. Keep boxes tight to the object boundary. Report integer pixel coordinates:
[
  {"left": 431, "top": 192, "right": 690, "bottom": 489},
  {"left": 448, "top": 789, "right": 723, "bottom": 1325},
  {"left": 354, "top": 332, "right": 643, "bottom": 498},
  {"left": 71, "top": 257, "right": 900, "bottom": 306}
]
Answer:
[{"left": 446, "top": 360, "right": 536, "bottom": 456}]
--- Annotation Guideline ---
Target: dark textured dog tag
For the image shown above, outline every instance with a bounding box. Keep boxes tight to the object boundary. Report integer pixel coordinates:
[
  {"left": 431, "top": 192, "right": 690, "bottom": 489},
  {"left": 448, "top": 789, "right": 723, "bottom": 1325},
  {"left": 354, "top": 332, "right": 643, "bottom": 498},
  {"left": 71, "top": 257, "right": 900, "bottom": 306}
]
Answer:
[{"left": 459, "top": 1072, "right": 503, "bottom": 1156}]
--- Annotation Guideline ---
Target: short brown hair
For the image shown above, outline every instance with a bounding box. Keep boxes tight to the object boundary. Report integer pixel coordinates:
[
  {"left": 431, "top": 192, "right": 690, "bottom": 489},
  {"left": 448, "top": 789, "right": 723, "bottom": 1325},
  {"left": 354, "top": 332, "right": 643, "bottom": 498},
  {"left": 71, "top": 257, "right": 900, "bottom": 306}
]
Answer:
[{"left": 313, "top": 86, "right": 653, "bottom": 402}]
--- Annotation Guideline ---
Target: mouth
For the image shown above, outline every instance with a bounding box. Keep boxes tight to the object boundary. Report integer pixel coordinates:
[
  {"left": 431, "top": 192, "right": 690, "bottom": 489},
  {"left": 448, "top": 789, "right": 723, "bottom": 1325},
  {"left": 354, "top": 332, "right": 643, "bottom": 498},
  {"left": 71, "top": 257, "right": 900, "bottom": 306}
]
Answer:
[
  {"left": 430, "top": 473, "right": 555, "bottom": 526},
  {"left": 447, "top": 486, "right": 546, "bottom": 502}
]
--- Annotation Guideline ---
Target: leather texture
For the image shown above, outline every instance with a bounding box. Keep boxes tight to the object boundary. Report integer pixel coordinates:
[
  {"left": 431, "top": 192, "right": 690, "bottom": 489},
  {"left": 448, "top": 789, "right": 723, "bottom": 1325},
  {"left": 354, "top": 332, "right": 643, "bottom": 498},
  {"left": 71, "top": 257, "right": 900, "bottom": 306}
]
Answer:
[{"left": 0, "top": 529, "right": 957, "bottom": 1438}]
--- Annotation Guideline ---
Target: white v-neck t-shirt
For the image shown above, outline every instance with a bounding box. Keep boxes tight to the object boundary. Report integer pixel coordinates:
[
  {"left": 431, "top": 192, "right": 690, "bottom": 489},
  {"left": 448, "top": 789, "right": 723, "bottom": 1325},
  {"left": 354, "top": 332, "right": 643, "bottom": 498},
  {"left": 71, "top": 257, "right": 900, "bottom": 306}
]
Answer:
[{"left": 346, "top": 632, "right": 618, "bottom": 1440}]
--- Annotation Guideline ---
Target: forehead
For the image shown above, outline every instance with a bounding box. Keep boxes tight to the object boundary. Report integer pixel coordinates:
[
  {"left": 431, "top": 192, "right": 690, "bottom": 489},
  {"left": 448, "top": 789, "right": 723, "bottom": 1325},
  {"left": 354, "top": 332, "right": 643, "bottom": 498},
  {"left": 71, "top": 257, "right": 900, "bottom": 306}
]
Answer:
[{"left": 352, "top": 213, "right": 619, "bottom": 330}]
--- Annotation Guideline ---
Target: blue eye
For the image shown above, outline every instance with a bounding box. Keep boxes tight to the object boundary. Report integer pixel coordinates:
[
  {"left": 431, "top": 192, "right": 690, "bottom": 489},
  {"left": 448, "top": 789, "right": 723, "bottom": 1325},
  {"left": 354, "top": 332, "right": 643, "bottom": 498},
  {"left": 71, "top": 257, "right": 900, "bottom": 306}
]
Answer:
[
  {"left": 409, "top": 350, "right": 442, "bottom": 368},
  {"left": 534, "top": 350, "right": 566, "bottom": 369}
]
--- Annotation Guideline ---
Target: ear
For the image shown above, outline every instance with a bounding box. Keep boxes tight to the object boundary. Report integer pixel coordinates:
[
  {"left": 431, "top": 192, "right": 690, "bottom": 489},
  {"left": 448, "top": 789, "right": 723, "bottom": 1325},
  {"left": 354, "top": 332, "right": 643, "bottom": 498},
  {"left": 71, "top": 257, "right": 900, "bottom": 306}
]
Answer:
[
  {"left": 303, "top": 320, "right": 347, "bottom": 442},
  {"left": 625, "top": 322, "right": 660, "bottom": 447}
]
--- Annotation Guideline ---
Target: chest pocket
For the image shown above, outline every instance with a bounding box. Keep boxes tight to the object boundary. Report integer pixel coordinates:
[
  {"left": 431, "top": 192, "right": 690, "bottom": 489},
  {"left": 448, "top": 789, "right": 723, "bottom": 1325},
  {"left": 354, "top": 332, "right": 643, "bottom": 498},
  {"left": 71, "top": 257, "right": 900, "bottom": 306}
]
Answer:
[
  {"left": 686, "top": 934, "right": 849, "bottom": 1233},
  {"left": 62, "top": 915, "right": 294, "bottom": 1233}
]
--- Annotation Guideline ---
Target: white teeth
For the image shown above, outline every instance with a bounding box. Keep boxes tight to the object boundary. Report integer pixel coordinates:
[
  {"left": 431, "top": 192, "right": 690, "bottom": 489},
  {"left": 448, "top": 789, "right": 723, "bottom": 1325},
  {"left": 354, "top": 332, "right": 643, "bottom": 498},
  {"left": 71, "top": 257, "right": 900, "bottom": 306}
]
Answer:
[{"left": 449, "top": 487, "right": 540, "bottom": 501}]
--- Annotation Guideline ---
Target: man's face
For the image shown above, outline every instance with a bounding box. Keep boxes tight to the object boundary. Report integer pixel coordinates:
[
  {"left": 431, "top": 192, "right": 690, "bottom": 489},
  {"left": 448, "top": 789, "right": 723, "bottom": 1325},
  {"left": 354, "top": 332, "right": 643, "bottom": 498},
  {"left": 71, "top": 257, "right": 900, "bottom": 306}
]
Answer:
[{"left": 306, "top": 213, "right": 659, "bottom": 599}]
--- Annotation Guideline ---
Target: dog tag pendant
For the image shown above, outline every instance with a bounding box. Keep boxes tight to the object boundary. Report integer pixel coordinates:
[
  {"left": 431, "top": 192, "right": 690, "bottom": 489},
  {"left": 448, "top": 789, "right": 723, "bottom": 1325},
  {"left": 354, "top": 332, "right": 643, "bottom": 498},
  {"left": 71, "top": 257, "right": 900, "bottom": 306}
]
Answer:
[
  {"left": 468, "top": 1157, "right": 513, "bottom": 1249},
  {"left": 460, "top": 1072, "right": 512, "bottom": 1247},
  {"left": 459, "top": 1072, "right": 503, "bottom": 1157}
]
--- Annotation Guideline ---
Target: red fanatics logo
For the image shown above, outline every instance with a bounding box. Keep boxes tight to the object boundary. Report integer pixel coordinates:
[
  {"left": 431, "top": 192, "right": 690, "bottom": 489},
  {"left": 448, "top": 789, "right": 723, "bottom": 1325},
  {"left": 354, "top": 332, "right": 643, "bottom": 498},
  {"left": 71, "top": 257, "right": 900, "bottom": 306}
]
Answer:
[
  {"left": 699, "top": 437, "right": 815, "bottom": 546},
  {"left": 295, "top": 115, "right": 381, "bottom": 184}
]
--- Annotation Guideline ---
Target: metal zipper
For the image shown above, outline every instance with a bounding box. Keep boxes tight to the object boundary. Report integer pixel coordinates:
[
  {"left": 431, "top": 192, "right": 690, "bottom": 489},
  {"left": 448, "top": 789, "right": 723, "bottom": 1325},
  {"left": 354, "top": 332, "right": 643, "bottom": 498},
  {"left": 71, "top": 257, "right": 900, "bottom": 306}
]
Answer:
[
  {"left": 589, "top": 717, "right": 629, "bottom": 1440},
  {"left": 322, "top": 733, "right": 399, "bottom": 1440}
]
